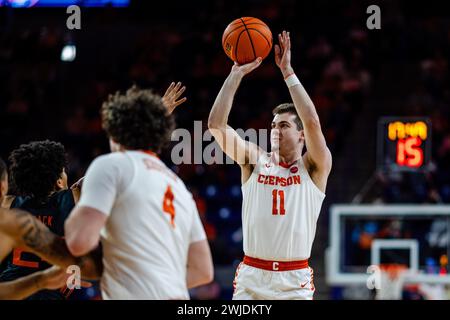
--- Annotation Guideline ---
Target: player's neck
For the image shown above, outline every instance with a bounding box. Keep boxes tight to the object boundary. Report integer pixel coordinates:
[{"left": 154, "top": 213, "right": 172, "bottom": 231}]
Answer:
[{"left": 274, "top": 147, "right": 303, "bottom": 165}]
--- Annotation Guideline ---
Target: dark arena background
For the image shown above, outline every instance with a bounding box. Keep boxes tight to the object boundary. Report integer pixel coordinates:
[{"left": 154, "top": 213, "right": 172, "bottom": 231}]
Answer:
[{"left": 0, "top": 0, "right": 449, "bottom": 301}]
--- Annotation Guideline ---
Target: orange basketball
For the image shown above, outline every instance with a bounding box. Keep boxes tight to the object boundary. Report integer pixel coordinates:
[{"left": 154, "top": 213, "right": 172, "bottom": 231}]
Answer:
[{"left": 222, "top": 17, "right": 273, "bottom": 65}]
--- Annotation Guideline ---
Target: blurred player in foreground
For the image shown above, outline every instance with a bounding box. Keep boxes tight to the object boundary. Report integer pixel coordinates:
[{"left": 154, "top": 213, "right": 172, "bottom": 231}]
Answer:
[
  {"left": 65, "top": 83, "right": 214, "bottom": 299},
  {"left": 208, "top": 31, "right": 332, "bottom": 299}
]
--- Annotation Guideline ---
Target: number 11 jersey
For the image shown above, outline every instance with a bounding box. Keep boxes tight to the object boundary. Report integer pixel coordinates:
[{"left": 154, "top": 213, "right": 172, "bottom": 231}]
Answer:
[{"left": 241, "top": 152, "right": 325, "bottom": 261}]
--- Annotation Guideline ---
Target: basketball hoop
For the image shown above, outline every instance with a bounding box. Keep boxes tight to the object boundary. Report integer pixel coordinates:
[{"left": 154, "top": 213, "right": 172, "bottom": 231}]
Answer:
[{"left": 376, "top": 264, "right": 408, "bottom": 300}]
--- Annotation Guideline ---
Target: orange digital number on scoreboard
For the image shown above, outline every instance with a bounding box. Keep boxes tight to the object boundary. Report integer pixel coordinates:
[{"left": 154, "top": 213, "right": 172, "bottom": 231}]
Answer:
[
  {"left": 378, "top": 118, "right": 431, "bottom": 171},
  {"left": 396, "top": 137, "right": 423, "bottom": 168}
]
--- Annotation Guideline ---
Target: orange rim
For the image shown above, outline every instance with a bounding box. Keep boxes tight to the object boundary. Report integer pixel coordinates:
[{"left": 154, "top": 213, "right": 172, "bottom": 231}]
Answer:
[{"left": 379, "top": 263, "right": 408, "bottom": 280}]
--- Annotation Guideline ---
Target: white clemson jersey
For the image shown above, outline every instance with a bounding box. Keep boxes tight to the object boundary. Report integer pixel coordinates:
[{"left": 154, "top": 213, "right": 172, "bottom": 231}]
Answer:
[
  {"left": 78, "top": 150, "right": 206, "bottom": 300},
  {"left": 241, "top": 152, "right": 325, "bottom": 261}
]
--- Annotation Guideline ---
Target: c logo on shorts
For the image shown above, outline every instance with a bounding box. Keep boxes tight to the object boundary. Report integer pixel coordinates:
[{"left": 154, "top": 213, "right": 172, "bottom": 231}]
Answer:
[{"left": 272, "top": 262, "right": 279, "bottom": 271}]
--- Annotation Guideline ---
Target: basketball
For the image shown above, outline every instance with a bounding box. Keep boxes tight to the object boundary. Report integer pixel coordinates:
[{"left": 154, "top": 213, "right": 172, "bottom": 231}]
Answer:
[
  {"left": 222, "top": 17, "right": 273, "bottom": 65},
  {"left": 2, "top": 0, "right": 450, "bottom": 305}
]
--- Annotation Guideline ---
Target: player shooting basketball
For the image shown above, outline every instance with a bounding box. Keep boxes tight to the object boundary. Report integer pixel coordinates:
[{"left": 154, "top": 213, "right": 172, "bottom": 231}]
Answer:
[{"left": 208, "top": 31, "right": 332, "bottom": 300}]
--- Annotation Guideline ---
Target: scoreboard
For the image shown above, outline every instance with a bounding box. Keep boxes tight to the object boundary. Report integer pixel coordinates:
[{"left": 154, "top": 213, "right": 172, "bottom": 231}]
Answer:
[
  {"left": 377, "top": 117, "right": 431, "bottom": 171},
  {"left": 0, "top": 0, "right": 130, "bottom": 7}
]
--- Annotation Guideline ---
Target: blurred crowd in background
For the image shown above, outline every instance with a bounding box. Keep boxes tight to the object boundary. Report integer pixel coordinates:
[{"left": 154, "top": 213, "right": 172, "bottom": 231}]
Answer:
[{"left": 0, "top": 0, "right": 448, "bottom": 299}]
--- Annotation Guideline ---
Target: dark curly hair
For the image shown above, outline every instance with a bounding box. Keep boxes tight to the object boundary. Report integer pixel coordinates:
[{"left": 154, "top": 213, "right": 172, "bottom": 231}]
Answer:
[
  {"left": 101, "top": 86, "right": 175, "bottom": 153},
  {"left": 8, "top": 140, "right": 67, "bottom": 200},
  {"left": 0, "top": 157, "right": 6, "bottom": 181}
]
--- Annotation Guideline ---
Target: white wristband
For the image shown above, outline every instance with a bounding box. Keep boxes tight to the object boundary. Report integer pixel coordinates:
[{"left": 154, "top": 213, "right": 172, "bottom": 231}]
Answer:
[{"left": 284, "top": 73, "right": 300, "bottom": 88}]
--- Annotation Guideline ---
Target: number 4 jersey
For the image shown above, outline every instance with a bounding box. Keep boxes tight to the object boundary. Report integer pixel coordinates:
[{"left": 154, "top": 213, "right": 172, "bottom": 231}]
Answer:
[
  {"left": 78, "top": 150, "right": 206, "bottom": 300},
  {"left": 241, "top": 152, "right": 325, "bottom": 261}
]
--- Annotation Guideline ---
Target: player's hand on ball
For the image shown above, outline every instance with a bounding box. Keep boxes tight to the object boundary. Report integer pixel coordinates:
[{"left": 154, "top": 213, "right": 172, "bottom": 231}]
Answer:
[
  {"left": 275, "top": 30, "right": 293, "bottom": 76},
  {"left": 231, "top": 57, "right": 262, "bottom": 78},
  {"left": 162, "top": 82, "right": 187, "bottom": 114}
]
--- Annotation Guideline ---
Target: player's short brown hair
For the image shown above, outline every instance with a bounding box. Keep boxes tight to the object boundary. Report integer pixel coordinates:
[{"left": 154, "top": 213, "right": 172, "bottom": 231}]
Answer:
[
  {"left": 272, "top": 103, "right": 303, "bottom": 131},
  {"left": 101, "top": 86, "right": 175, "bottom": 153}
]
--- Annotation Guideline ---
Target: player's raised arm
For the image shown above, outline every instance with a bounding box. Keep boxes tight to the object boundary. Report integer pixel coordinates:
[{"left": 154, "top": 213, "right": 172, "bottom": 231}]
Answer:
[
  {"left": 162, "top": 81, "right": 187, "bottom": 114},
  {"left": 275, "top": 31, "right": 332, "bottom": 185},
  {"left": 208, "top": 60, "right": 264, "bottom": 168}
]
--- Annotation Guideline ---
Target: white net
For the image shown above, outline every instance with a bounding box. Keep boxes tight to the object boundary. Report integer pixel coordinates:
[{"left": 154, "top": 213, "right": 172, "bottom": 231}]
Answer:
[{"left": 376, "top": 265, "right": 407, "bottom": 300}]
